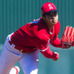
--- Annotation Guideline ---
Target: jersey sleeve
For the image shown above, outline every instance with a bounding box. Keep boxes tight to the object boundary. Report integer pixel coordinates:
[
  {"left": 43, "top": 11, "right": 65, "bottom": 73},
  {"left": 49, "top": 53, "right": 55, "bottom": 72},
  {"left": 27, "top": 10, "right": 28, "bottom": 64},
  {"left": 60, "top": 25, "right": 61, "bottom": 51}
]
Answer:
[
  {"left": 40, "top": 46, "right": 58, "bottom": 59},
  {"left": 35, "top": 38, "right": 49, "bottom": 51},
  {"left": 34, "top": 37, "right": 58, "bottom": 59},
  {"left": 50, "top": 37, "right": 62, "bottom": 48},
  {"left": 31, "top": 22, "right": 50, "bottom": 51}
]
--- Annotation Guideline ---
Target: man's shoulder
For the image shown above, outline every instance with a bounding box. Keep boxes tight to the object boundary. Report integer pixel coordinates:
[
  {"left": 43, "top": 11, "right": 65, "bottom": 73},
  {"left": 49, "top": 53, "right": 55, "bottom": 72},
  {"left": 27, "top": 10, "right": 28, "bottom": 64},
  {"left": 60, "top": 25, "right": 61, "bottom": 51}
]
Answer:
[
  {"left": 54, "top": 21, "right": 60, "bottom": 30},
  {"left": 55, "top": 21, "right": 60, "bottom": 27}
]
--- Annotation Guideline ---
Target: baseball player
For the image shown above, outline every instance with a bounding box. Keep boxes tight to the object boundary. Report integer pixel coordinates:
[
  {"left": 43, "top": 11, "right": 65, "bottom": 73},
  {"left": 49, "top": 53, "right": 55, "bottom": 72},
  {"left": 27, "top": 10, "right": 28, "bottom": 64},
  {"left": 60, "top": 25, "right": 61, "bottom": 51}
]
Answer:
[{"left": 0, "top": 2, "right": 71, "bottom": 74}]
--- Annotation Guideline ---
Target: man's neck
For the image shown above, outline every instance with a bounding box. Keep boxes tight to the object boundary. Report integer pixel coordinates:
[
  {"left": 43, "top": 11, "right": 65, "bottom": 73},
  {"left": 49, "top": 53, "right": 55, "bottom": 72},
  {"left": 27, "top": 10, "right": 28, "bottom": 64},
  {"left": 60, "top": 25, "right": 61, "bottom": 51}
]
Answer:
[{"left": 42, "top": 17, "right": 54, "bottom": 30}]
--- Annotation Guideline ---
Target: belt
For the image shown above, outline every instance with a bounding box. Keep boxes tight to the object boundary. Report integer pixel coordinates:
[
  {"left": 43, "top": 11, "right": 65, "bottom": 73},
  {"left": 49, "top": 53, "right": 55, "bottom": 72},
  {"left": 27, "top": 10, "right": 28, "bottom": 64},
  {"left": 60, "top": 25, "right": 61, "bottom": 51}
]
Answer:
[{"left": 8, "top": 40, "right": 26, "bottom": 53}]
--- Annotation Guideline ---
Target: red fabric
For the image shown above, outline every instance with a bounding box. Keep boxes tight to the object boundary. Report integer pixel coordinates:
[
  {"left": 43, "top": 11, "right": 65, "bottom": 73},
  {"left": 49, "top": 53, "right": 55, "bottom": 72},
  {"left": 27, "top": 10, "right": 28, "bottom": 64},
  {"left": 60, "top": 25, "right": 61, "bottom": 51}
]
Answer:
[
  {"left": 72, "top": 42, "right": 74, "bottom": 46},
  {"left": 41, "top": 2, "right": 57, "bottom": 15},
  {"left": 11, "top": 18, "right": 49, "bottom": 52},
  {"left": 10, "top": 17, "right": 61, "bottom": 59},
  {"left": 40, "top": 46, "right": 59, "bottom": 59},
  {"left": 50, "top": 20, "right": 62, "bottom": 48},
  {"left": 72, "top": 30, "right": 74, "bottom": 46},
  {"left": 71, "top": 28, "right": 74, "bottom": 46},
  {"left": 50, "top": 37, "right": 62, "bottom": 48}
]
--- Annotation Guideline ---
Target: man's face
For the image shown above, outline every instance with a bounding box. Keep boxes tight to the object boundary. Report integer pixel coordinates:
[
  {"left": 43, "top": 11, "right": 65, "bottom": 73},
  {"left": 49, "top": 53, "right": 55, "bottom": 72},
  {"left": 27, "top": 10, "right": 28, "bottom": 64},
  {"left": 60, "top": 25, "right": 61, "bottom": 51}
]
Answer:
[{"left": 44, "top": 11, "right": 58, "bottom": 26}]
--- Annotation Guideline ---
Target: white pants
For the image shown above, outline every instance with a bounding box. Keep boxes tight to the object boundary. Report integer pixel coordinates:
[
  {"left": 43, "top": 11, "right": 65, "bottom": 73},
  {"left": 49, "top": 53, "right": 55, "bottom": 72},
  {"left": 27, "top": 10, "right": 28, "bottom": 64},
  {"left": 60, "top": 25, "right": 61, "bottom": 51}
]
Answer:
[{"left": 0, "top": 34, "right": 39, "bottom": 74}]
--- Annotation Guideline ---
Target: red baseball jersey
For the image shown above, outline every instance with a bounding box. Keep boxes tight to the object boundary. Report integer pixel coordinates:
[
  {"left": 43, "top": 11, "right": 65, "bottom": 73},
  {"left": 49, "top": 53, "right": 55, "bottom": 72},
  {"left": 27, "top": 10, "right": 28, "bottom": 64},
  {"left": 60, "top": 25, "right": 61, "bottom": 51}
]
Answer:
[{"left": 10, "top": 17, "right": 62, "bottom": 59}]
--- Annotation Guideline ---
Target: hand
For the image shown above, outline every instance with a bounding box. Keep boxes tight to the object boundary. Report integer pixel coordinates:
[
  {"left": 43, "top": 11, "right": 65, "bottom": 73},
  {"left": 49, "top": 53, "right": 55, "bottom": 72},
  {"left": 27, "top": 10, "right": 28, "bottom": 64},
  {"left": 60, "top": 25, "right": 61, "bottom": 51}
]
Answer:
[
  {"left": 62, "top": 43, "right": 71, "bottom": 49},
  {"left": 53, "top": 52, "right": 59, "bottom": 61}
]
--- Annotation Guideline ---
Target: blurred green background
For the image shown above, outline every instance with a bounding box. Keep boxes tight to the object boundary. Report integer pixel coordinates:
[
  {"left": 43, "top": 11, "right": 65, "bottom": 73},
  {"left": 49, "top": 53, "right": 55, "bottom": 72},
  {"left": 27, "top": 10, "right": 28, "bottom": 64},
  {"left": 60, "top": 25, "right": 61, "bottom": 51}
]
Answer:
[{"left": 0, "top": 0, "right": 74, "bottom": 74}]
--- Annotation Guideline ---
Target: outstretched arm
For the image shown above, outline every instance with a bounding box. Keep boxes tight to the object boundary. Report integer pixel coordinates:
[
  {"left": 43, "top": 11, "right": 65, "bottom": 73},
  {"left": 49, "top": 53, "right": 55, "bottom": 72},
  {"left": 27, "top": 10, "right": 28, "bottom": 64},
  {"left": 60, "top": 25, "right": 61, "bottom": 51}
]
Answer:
[
  {"left": 50, "top": 32, "right": 71, "bottom": 49},
  {"left": 50, "top": 36, "right": 62, "bottom": 48},
  {"left": 40, "top": 46, "right": 59, "bottom": 61},
  {"left": 50, "top": 22, "right": 71, "bottom": 49}
]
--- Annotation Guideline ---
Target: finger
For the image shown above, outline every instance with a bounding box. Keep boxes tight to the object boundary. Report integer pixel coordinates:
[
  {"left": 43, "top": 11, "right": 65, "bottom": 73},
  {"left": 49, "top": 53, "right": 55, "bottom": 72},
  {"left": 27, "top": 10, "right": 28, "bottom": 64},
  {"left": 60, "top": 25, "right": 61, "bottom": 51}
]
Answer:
[
  {"left": 61, "top": 26, "right": 69, "bottom": 43},
  {"left": 67, "top": 27, "right": 73, "bottom": 43}
]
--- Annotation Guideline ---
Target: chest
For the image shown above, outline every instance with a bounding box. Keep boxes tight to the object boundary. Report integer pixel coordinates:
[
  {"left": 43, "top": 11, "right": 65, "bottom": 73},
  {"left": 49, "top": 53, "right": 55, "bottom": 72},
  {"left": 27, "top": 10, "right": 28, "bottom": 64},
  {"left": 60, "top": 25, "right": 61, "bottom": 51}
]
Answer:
[
  {"left": 49, "top": 26, "right": 56, "bottom": 40},
  {"left": 33, "top": 26, "right": 56, "bottom": 41}
]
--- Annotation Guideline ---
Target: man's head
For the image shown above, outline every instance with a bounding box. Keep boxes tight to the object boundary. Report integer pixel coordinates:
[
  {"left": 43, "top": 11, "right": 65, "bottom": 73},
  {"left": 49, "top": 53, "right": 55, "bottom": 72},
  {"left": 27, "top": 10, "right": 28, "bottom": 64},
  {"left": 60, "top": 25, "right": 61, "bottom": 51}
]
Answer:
[{"left": 41, "top": 2, "right": 58, "bottom": 29}]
